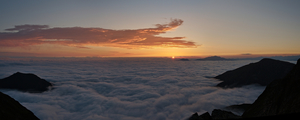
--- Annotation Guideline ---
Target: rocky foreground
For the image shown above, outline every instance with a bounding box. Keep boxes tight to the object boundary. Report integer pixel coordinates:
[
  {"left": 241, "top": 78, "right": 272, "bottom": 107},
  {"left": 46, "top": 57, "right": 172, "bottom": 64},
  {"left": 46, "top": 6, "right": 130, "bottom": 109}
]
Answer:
[
  {"left": 189, "top": 58, "right": 300, "bottom": 119},
  {"left": 0, "top": 72, "right": 53, "bottom": 119},
  {"left": 0, "top": 91, "right": 39, "bottom": 120},
  {"left": 242, "top": 58, "right": 300, "bottom": 117}
]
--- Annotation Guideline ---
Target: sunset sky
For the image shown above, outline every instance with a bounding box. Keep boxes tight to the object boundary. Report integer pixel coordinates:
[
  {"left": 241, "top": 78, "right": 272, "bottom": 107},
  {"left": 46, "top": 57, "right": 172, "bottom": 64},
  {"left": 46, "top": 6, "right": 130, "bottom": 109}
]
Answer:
[{"left": 1, "top": 0, "right": 299, "bottom": 58}]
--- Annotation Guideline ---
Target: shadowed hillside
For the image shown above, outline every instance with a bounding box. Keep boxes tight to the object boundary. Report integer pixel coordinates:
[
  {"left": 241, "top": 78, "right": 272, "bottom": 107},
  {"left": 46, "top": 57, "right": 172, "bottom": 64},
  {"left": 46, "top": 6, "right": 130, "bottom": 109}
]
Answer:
[
  {"left": 215, "top": 58, "right": 295, "bottom": 88},
  {"left": 0, "top": 72, "right": 52, "bottom": 93},
  {"left": 0, "top": 92, "right": 39, "bottom": 120},
  {"left": 243, "top": 58, "right": 300, "bottom": 117}
]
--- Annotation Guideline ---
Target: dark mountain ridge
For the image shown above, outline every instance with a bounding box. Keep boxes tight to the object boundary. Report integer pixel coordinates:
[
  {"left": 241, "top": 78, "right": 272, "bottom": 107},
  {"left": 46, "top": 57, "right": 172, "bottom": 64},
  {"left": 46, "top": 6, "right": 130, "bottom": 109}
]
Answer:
[
  {"left": 0, "top": 72, "right": 52, "bottom": 93},
  {"left": 215, "top": 58, "right": 295, "bottom": 88},
  {"left": 196, "top": 56, "right": 229, "bottom": 61},
  {"left": 0, "top": 91, "right": 39, "bottom": 120},
  {"left": 242, "top": 58, "right": 300, "bottom": 117},
  {"left": 188, "top": 58, "right": 300, "bottom": 120}
]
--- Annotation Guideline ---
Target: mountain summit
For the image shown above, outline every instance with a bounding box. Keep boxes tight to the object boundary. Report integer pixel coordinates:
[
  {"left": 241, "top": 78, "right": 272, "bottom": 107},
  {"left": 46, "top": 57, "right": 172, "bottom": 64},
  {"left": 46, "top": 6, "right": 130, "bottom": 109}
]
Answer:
[
  {"left": 197, "top": 56, "right": 228, "bottom": 61},
  {"left": 0, "top": 72, "right": 52, "bottom": 93},
  {"left": 215, "top": 58, "right": 295, "bottom": 88}
]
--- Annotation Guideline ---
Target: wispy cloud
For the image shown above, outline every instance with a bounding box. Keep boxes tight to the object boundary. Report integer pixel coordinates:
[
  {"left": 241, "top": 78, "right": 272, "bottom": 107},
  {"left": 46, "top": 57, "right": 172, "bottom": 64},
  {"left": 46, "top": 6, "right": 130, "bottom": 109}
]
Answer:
[
  {"left": 241, "top": 53, "right": 252, "bottom": 55},
  {"left": 0, "top": 19, "right": 198, "bottom": 49}
]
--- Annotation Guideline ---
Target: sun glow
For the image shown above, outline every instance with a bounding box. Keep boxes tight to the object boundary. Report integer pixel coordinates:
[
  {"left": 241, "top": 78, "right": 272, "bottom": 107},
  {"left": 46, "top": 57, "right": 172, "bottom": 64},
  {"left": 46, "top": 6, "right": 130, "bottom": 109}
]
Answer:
[{"left": 172, "top": 56, "right": 175, "bottom": 59}]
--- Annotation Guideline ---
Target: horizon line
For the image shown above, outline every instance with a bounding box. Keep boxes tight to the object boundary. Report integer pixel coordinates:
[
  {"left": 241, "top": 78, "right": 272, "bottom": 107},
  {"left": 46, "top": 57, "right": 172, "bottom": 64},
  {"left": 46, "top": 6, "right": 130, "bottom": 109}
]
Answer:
[{"left": 1, "top": 54, "right": 300, "bottom": 59}]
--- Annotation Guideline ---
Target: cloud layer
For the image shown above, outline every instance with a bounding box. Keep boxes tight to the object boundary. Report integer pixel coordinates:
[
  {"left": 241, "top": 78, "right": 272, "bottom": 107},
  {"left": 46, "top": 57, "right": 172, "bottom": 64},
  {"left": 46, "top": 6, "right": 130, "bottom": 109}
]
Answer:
[
  {"left": 0, "top": 19, "right": 197, "bottom": 49},
  {"left": 0, "top": 58, "right": 266, "bottom": 120}
]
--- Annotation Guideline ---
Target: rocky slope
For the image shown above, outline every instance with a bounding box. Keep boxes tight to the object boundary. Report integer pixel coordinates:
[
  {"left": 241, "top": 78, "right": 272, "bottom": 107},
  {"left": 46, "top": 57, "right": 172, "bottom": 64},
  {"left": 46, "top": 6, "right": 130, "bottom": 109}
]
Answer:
[
  {"left": 242, "top": 58, "right": 300, "bottom": 117},
  {"left": 188, "top": 58, "right": 300, "bottom": 119},
  {"left": 0, "top": 91, "right": 39, "bottom": 120},
  {"left": 0, "top": 72, "right": 52, "bottom": 93},
  {"left": 188, "top": 109, "right": 241, "bottom": 120},
  {"left": 215, "top": 58, "right": 294, "bottom": 88}
]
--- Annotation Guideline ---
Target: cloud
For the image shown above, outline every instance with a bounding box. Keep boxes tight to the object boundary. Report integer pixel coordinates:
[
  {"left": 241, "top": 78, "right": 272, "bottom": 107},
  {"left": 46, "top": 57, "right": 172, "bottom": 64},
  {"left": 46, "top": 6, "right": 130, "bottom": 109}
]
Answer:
[
  {"left": 0, "top": 19, "right": 198, "bottom": 49},
  {"left": 5, "top": 25, "right": 50, "bottom": 31},
  {"left": 0, "top": 59, "right": 266, "bottom": 120},
  {"left": 241, "top": 53, "right": 252, "bottom": 55}
]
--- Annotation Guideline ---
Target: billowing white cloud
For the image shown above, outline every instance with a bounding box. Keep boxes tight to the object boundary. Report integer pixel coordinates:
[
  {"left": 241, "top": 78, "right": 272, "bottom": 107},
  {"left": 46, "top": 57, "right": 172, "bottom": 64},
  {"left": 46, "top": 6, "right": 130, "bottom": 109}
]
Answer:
[{"left": 0, "top": 58, "right": 265, "bottom": 120}]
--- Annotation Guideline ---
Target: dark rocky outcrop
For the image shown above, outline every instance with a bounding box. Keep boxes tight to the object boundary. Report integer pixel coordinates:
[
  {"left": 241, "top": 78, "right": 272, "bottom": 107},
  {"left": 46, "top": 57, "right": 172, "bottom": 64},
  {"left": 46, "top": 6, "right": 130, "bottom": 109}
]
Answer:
[
  {"left": 224, "top": 104, "right": 252, "bottom": 115},
  {"left": 188, "top": 113, "right": 200, "bottom": 120},
  {"left": 188, "top": 109, "right": 300, "bottom": 120},
  {"left": 242, "top": 58, "right": 300, "bottom": 117},
  {"left": 180, "top": 58, "right": 189, "bottom": 61},
  {"left": 196, "top": 56, "right": 228, "bottom": 61},
  {"left": 199, "top": 112, "right": 212, "bottom": 120},
  {"left": 215, "top": 58, "right": 295, "bottom": 88},
  {"left": 0, "top": 72, "right": 52, "bottom": 93},
  {"left": 0, "top": 91, "right": 39, "bottom": 120},
  {"left": 188, "top": 58, "right": 300, "bottom": 119},
  {"left": 211, "top": 109, "right": 241, "bottom": 119},
  {"left": 188, "top": 109, "right": 240, "bottom": 120},
  {"left": 188, "top": 112, "right": 212, "bottom": 120}
]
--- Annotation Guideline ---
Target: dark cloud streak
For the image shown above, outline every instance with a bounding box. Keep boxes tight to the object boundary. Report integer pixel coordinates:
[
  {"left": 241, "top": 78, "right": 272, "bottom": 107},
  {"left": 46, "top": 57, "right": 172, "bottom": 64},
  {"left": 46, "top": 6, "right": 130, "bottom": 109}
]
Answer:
[{"left": 5, "top": 25, "right": 49, "bottom": 31}]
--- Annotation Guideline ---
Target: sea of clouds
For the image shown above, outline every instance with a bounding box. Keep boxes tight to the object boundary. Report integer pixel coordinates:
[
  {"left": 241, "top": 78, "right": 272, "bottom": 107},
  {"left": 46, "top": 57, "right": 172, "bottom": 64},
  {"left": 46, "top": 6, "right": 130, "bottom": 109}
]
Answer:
[{"left": 0, "top": 58, "right": 267, "bottom": 120}]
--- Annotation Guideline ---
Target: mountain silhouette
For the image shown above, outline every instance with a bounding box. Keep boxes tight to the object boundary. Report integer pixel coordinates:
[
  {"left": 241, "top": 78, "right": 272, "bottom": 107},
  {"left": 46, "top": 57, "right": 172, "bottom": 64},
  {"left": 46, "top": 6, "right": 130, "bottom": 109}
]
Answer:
[
  {"left": 0, "top": 72, "right": 52, "bottom": 93},
  {"left": 243, "top": 58, "right": 300, "bottom": 117},
  {"left": 215, "top": 58, "right": 295, "bottom": 88},
  {"left": 0, "top": 91, "right": 39, "bottom": 119},
  {"left": 197, "top": 56, "right": 228, "bottom": 61}
]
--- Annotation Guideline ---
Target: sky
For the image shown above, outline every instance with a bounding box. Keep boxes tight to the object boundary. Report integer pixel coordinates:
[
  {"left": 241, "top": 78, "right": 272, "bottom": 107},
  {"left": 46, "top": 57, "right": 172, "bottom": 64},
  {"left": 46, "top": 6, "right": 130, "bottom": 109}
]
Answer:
[{"left": 0, "top": 0, "right": 299, "bottom": 58}]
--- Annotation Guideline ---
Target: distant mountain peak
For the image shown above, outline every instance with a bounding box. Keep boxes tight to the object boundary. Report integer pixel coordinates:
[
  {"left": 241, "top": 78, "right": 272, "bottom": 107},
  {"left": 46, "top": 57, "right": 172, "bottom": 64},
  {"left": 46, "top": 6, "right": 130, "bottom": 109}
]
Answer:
[
  {"left": 197, "top": 56, "right": 227, "bottom": 61},
  {"left": 204, "top": 56, "right": 226, "bottom": 59}
]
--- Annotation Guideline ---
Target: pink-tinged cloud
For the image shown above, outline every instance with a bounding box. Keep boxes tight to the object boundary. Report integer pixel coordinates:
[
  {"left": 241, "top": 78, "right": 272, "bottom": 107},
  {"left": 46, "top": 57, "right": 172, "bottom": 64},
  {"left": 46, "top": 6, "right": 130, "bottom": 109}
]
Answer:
[{"left": 0, "top": 19, "right": 198, "bottom": 49}]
